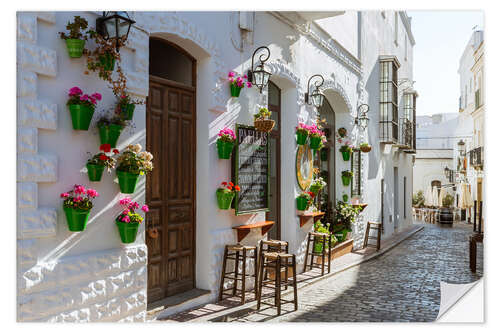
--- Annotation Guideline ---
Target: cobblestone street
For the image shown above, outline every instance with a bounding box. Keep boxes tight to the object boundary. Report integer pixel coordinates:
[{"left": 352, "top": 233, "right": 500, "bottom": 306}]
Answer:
[{"left": 211, "top": 222, "right": 483, "bottom": 322}]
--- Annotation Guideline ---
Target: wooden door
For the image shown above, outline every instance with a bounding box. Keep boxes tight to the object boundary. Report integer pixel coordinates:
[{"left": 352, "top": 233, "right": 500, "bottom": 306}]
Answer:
[{"left": 146, "top": 76, "right": 196, "bottom": 303}]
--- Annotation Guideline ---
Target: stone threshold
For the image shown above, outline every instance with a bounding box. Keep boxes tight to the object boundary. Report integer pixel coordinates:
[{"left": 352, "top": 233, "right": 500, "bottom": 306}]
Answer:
[
  {"left": 155, "top": 224, "right": 424, "bottom": 322},
  {"left": 146, "top": 288, "right": 212, "bottom": 321}
]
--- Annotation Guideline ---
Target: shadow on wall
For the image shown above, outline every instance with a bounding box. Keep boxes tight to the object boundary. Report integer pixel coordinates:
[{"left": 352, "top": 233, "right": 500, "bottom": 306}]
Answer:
[{"left": 366, "top": 61, "right": 380, "bottom": 180}]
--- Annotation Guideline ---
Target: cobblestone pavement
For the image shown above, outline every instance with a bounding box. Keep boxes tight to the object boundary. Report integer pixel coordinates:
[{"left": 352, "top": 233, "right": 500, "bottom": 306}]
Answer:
[{"left": 212, "top": 222, "right": 483, "bottom": 322}]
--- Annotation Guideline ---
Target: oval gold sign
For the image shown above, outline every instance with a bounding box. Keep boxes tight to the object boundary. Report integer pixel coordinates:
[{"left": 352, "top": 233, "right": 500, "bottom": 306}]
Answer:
[{"left": 296, "top": 145, "right": 313, "bottom": 191}]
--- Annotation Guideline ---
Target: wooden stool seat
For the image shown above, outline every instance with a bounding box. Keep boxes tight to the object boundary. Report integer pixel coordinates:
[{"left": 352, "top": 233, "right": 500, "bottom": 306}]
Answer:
[
  {"left": 304, "top": 231, "right": 332, "bottom": 276},
  {"left": 363, "top": 221, "right": 382, "bottom": 251},
  {"left": 227, "top": 244, "right": 257, "bottom": 251}
]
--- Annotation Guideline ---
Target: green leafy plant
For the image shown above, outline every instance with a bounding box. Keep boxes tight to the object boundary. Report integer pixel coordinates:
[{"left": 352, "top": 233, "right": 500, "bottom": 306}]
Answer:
[
  {"left": 97, "top": 115, "right": 128, "bottom": 128},
  {"left": 360, "top": 143, "right": 370, "bottom": 149},
  {"left": 442, "top": 193, "right": 454, "bottom": 208},
  {"left": 334, "top": 200, "right": 361, "bottom": 231},
  {"left": 412, "top": 190, "right": 425, "bottom": 207},
  {"left": 85, "top": 30, "right": 126, "bottom": 81},
  {"left": 87, "top": 144, "right": 118, "bottom": 171},
  {"left": 342, "top": 170, "right": 353, "bottom": 178},
  {"left": 339, "top": 145, "right": 353, "bottom": 153},
  {"left": 254, "top": 107, "right": 271, "bottom": 120},
  {"left": 58, "top": 16, "right": 90, "bottom": 41}
]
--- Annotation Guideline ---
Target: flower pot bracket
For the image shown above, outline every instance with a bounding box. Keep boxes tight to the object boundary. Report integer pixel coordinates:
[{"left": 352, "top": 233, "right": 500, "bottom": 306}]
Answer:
[
  {"left": 298, "top": 211, "right": 325, "bottom": 228},
  {"left": 232, "top": 220, "right": 275, "bottom": 242},
  {"left": 352, "top": 203, "right": 368, "bottom": 212}
]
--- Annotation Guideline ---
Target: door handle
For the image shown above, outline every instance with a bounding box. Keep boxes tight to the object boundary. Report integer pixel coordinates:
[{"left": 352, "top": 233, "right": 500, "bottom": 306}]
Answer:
[{"left": 148, "top": 228, "right": 159, "bottom": 239}]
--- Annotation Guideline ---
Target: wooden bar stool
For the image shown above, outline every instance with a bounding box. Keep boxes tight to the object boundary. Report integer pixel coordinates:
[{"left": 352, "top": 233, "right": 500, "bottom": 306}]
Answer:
[
  {"left": 363, "top": 221, "right": 382, "bottom": 251},
  {"left": 258, "top": 239, "right": 289, "bottom": 294},
  {"left": 303, "top": 232, "right": 332, "bottom": 275},
  {"left": 256, "top": 252, "right": 298, "bottom": 315},
  {"left": 218, "top": 244, "right": 258, "bottom": 305}
]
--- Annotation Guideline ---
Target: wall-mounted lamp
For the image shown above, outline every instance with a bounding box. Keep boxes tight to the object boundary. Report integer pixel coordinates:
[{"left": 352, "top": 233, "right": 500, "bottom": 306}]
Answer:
[
  {"left": 354, "top": 103, "right": 370, "bottom": 130},
  {"left": 305, "top": 74, "right": 325, "bottom": 108},
  {"left": 96, "top": 11, "right": 135, "bottom": 51},
  {"left": 247, "top": 46, "right": 272, "bottom": 93}
]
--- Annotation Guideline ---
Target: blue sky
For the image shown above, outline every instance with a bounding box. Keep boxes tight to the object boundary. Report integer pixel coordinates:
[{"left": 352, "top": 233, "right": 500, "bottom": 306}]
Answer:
[{"left": 408, "top": 10, "right": 484, "bottom": 116}]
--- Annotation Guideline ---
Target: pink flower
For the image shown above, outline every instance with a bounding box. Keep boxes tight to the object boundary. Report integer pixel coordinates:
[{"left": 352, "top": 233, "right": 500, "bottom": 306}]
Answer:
[
  {"left": 86, "top": 188, "right": 99, "bottom": 198},
  {"left": 119, "top": 197, "right": 132, "bottom": 206},
  {"left": 128, "top": 202, "right": 140, "bottom": 210},
  {"left": 69, "top": 86, "right": 82, "bottom": 96},
  {"left": 74, "top": 185, "right": 86, "bottom": 195},
  {"left": 122, "top": 215, "right": 130, "bottom": 223},
  {"left": 91, "top": 93, "right": 102, "bottom": 101},
  {"left": 60, "top": 192, "right": 69, "bottom": 198},
  {"left": 141, "top": 205, "right": 149, "bottom": 213},
  {"left": 246, "top": 82, "right": 252, "bottom": 88},
  {"left": 89, "top": 96, "right": 96, "bottom": 105},
  {"left": 80, "top": 94, "right": 89, "bottom": 101},
  {"left": 74, "top": 196, "right": 82, "bottom": 202},
  {"left": 243, "top": 74, "right": 248, "bottom": 79},
  {"left": 228, "top": 71, "right": 235, "bottom": 78},
  {"left": 123, "top": 209, "right": 130, "bottom": 215}
]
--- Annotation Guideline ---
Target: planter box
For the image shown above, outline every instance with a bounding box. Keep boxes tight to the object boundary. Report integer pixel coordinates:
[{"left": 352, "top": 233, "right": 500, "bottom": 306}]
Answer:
[{"left": 315, "top": 239, "right": 353, "bottom": 265}]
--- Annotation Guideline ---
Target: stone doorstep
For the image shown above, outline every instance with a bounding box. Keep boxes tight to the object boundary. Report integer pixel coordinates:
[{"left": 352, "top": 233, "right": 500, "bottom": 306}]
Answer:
[
  {"left": 156, "top": 224, "right": 424, "bottom": 322},
  {"left": 146, "top": 288, "right": 212, "bottom": 321}
]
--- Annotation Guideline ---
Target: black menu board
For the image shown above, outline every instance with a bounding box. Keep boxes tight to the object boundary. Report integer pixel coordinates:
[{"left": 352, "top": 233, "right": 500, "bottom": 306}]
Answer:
[{"left": 233, "top": 124, "right": 270, "bottom": 215}]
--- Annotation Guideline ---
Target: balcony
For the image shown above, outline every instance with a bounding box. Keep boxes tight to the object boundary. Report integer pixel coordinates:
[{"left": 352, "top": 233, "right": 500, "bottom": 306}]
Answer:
[
  {"left": 397, "top": 118, "right": 416, "bottom": 152},
  {"left": 470, "top": 146, "right": 484, "bottom": 169}
]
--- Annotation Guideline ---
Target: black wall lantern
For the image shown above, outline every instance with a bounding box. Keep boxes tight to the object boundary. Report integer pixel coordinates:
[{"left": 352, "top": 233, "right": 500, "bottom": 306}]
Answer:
[
  {"left": 305, "top": 74, "right": 325, "bottom": 108},
  {"left": 247, "top": 46, "right": 272, "bottom": 93},
  {"left": 96, "top": 11, "right": 135, "bottom": 51},
  {"left": 355, "top": 103, "right": 370, "bottom": 130}
]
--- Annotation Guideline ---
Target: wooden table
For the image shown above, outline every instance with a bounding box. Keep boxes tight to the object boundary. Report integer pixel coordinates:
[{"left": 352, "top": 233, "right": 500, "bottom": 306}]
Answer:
[
  {"left": 298, "top": 212, "right": 325, "bottom": 228},
  {"left": 232, "top": 221, "right": 275, "bottom": 242}
]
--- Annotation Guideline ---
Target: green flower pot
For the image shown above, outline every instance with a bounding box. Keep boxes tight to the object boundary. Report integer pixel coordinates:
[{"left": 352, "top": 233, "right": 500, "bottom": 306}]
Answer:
[
  {"left": 309, "top": 136, "right": 322, "bottom": 150},
  {"left": 216, "top": 140, "right": 234, "bottom": 159},
  {"left": 99, "top": 124, "right": 123, "bottom": 148},
  {"left": 87, "top": 163, "right": 105, "bottom": 182},
  {"left": 343, "top": 194, "right": 349, "bottom": 202},
  {"left": 63, "top": 206, "right": 91, "bottom": 232},
  {"left": 99, "top": 52, "right": 116, "bottom": 71},
  {"left": 116, "top": 220, "right": 140, "bottom": 244},
  {"left": 230, "top": 84, "right": 242, "bottom": 97},
  {"left": 121, "top": 103, "right": 135, "bottom": 120},
  {"left": 296, "top": 131, "right": 308, "bottom": 145},
  {"left": 65, "top": 39, "right": 85, "bottom": 58},
  {"left": 296, "top": 196, "right": 309, "bottom": 211},
  {"left": 342, "top": 175, "right": 351, "bottom": 186},
  {"left": 309, "top": 184, "right": 322, "bottom": 194},
  {"left": 320, "top": 148, "right": 328, "bottom": 161},
  {"left": 69, "top": 104, "right": 95, "bottom": 130},
  {"left": 117, "top": 170, "right": 140, "bottom": 194},
  {"left": 216, "top": 190, "right": 235, "bottom": 210},
  {"left": 341, "top": 150, "right": 351, "bottom": 161}
]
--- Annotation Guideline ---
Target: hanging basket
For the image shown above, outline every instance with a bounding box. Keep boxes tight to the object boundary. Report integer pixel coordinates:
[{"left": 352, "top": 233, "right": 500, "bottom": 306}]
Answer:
[
  {"left": 309, "top": 184, "right": 322, "bottom": 194},
  {"left": 254, "top": 118, "right": 275, "bottom": 132},
  {"left": 230, "top": 85, "right": 242, "bottom": 97},
  {"left": 296, "top": 131, "right": 308, "bottom": 145},
  {"left": 341, "top": 150, "right": 351, "bottom": 161},
  {"left": 99, "top": 52, "right": 116, "bottom": 71},
  {"left": 63, "top": 206, "right": 90, "bottom": 232},
  {"left": 116, "top": 220, "right": 140, "bottom": 244},
  {"left": 320, "top": 148, "right": 328, "bottom": 161},
  {"left": 309, "top": 136, "right": 322, "bottom": 150},
  {"left": 360, "top": 145, "right": 372, "bottom": 153},
  {"left": 99, "top": 124, "right": 123, "bottom": 148},
  {"left": 338, "top": 127, "right": 347, "bottom": 137},
  {"left": 68, "top": 104, "right": 95, "bottom": 130},
  {"left": 216, "top": 140, "right": 234, "bottom": 159},
  {"left": 121, "top": 103, "right": 135, "bottom": 121},
  {"left": 65, "top": 39, "right": 85, "bottom": 58},
  {"left": 86, "top": 163, "right": 105, "bottom": 182},
  {"left": 342, "top": 175, "right": 351, "bottom": 186},
  {"left": 116, "top": 170, "right": 140, "bottom": 194},
  {"left": 216, "top": 190, "right": 235, "bottom": 210},
  {"left": 296, "top": 196, "right": 309, "bottom": 211}
]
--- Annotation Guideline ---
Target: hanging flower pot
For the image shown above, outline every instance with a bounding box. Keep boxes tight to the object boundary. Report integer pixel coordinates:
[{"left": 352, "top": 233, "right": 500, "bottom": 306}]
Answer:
[
  {"left": 69, "top": 104, "right": 95, "bottom": 130},
  {"left": 343, "top": 194, "right": 349, "bottom": 202},
  {"left": 296, "top": 131, "right": 308, "bottom": 145},
  {"left": 65, "top": 39, "right": 85, "bottom": 58},
  {"left": 309, "top": 136, "right": 322, "bottom": 150},
  {"left": 116, "top": 170, "right": 140, "bottom": 194},
  {"left": 86, "top": 163, "right": 105, "bottom": 182},
  {"left": 228, "top": 71, "right": 251, "bottom": 97},
  {"left": 99, "top": 123, "right": 123, "bottom": 148},
  {"left": 338, "top": 127, "right": 347, "bottom": 137},
  {"left": 341, "top": 150, "right": 351, "bottom": 161},
  {"left": 99, "top": 52, "right": 116, "bottom": 71},
  {"left": 116, "top": 220, "right": 140, "bottom": 243},
  {"left": 217, "top": 140, "right": 234, "bottom": 159},
  {"left": 320, "top": 148, "right": 328, "bottom": 161},
  {"left": 253, "top": 107, "right": 275, "bottom": 132},
  {"left": 216, "top": 190, "right": 235, "bottom": 210},
  {"left": 296, "top": 195, "right": 309, "bottom": 211},
  {"left": 121, "top": 103, "right": 135, "bottom": 120},
  {"left": 230, "top": 85, "right": 242, "bottom": 97},
  {"left": 360, "top": 143, "right": 372, "bottom": 153},
  {"left": 342, "top": 175, "right": 351, "bottom": 186},
  {"left": 64, "top": 207, "right": 91, "bottom": 232},
  {"left": 309, "top": 184, "right": 322, "bottom": 194}
]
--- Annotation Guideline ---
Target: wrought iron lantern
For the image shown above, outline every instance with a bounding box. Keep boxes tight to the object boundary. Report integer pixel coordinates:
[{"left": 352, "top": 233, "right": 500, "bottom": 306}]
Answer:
[
  {"left": 444, "top": 166, "right": 450, "bottom": 177},
  {"left": 457, "top": 139, "right": 466, "bottom": 157},
  {"left": 247, "top": 46, "right": 272, "bottom": 93},
  {"left": 96, "top": 11, "right": 135, "bottom": 51},
  {"left": 305, "top": 74, "right": 325, "bottom": 108},
  {"left": 355, "top": 103, "right": 370, "bottom": 130}
]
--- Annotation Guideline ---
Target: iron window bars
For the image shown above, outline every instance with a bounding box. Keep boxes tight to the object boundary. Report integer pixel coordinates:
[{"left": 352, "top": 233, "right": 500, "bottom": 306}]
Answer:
[
  {"left": 379, "top": 56, "right": 400, "bottom": 144},
  {"left": 469, "top": 146, "right": 484, "bottom": 168},
  {"left": 351, "top": 149, "right": 361, "bottom": 196},
  {"left": 400, "top": 92, "right": 417, "bottom": 152}
]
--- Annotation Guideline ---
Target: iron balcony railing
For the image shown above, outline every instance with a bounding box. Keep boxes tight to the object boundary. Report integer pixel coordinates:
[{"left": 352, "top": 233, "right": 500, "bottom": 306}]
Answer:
[
  {"left": 398, "top": 118, "right": 415, "bottom": 151},
  {"left": 470, "top": 146, "right": 484, "bottom": 168}
]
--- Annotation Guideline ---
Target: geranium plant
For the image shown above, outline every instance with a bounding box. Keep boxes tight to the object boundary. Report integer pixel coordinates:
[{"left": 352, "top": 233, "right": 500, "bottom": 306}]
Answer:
[
  {"left": 66, "top": 86, "right": 102, "bottom": 130},
  {"left": 216, "top": 181, "right": 241, "bottom": 210},
  {"left": 295, "top": 122, "right": 310, "bottom": 145},
  {"left": 308, "top": 124, "right": 327, "bottom": 150},
  {"left": 86, "top": 144, "right": 119, "bottom": 182},
  {"left": 336, "top": 131, "right": 354, "bottom": 160},
  {"left": 115, "top": 197, "right": 149, "bottom": 243},
  {"left": 228, "top": 71, "right": 252, "bottom": 97},
  {"left": 116, "top": 144, "right": 154, "bottom": 193},
  {"left": 216, "top": 127, "right": 236, "bottom": 159},
  {"left": 296, "top": 191, "right": 314, "bottom": 211},
  {"left": 60, "top": 184, "right": 99, "bottom": 232},
  {"left": 58, "top": 16, "right": 90, "bottom": 58}
]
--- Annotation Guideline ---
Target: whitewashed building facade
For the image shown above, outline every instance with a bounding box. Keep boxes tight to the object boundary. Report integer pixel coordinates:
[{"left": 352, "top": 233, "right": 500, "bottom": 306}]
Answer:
[{"left": 16, "top": 11, "right": 416, "bottom": 321}]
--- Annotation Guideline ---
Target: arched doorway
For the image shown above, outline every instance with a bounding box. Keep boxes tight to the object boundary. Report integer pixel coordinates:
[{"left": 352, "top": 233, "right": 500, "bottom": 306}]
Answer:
[{"left": 146, "top": 38, "right": 197, "bottom": 303}]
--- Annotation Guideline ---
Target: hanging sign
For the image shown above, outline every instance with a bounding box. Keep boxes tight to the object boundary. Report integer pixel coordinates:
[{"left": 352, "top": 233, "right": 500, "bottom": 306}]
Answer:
[{"left": 233, "top": 124, "right": 270, "bottom": 215}]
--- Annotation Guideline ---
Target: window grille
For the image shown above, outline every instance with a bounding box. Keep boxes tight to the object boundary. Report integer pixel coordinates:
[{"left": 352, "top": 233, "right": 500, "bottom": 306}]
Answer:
[{"left": 379, "top": 56, "right": 400, "bottom": 143}]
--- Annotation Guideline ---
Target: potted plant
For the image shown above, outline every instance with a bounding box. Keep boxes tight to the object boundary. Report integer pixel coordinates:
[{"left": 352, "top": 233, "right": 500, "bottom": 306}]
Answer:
[
  {"left": 86, "top": 30, "right": 124, "bottom": 81},
  {"left": 228, "top": 71, "right": 252, "bottom": 97},
  {"left": 337, "top": 127, "right": 347, "bottom": 137},
  {"left": 254, "top": 107, "right": 275, "bottom": 132},
  {"left": 313, "top": 221, "right": 337, "bottom": 253},
  {"left": 86, "top": 144, "right": 118, "bottom": 182},
  {"left": 60, "top": 184, "right": 99, "bottom": 232},
  {"left": 339, "top": 145, "right": 353, "bottom": 161},
  {"left": 309, "top": 176, "right": 327, "bottom": 195},
  {"left": 309, "top": 125, "right": 327, "bottom": 150},
  {"left": 295, "top": 122, "right": 310, "bottom": 145},
  {"left": 334, "top": 200, "right": 361, "bottom": 241},
  {"left": 216, "top": 127, "right": 236, "bottom": 159},
  {"left": 342, "top": 194, "right": 349, "bottom": 202},
  {"left": 320, "top": 147, "right": 329, "bottom": 161},
  {"left": 97, "top": 115, "right": 127, "bottom": 148},
  {"left": 360, "top": 142, "right": 372, "bottom": 153},
  {"left": 115, "top": 197, "right": 149, "bottom": 244},
  {"left": 58, "top": 16, "right": 90, "bottom": 58},
  {"left": 341, "top": 170, "right": 353, "bottom": 186},
  {"left": 412, "top": 190, "right": 425, "bottom": 208},
  {"left": 66, "top": 86, "right": 102, "bottom": 130},
  {"left": 116, "top": 144, "right": 154, "bottom": 194},
  {"left": 114, "top": 93, "right": 143, "bottom": 121},
  {"left": 296, "top": 191, "right": 314, "bottom": 211},
  {"left": 216, "top": 181, "right": 240, "bottom": 210}
]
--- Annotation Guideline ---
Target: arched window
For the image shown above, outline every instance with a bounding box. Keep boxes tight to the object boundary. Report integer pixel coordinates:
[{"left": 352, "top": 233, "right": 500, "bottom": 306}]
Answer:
[{"left": 149, "top": 38, "right": 195, "bottom": 87}]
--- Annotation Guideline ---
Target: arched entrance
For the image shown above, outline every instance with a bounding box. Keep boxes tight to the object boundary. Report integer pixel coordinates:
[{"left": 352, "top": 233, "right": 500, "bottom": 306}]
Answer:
[
  {"left": 146, "top": 38, "right": 197, "bottom": 303},
  {"left": 267, "top": 81, "right": 281, "bottom": 240}
]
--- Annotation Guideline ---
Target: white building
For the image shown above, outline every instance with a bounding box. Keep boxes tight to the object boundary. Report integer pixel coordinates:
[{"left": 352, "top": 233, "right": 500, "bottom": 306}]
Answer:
[{"left": 16, "top": 11, "right": 416, "bottom": 321}]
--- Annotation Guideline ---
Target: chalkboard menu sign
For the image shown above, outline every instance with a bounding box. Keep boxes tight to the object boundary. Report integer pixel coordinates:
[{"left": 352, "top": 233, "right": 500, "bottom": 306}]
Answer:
[{"left": 233, "top": 124, "right": 270, "bottom": 215}]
